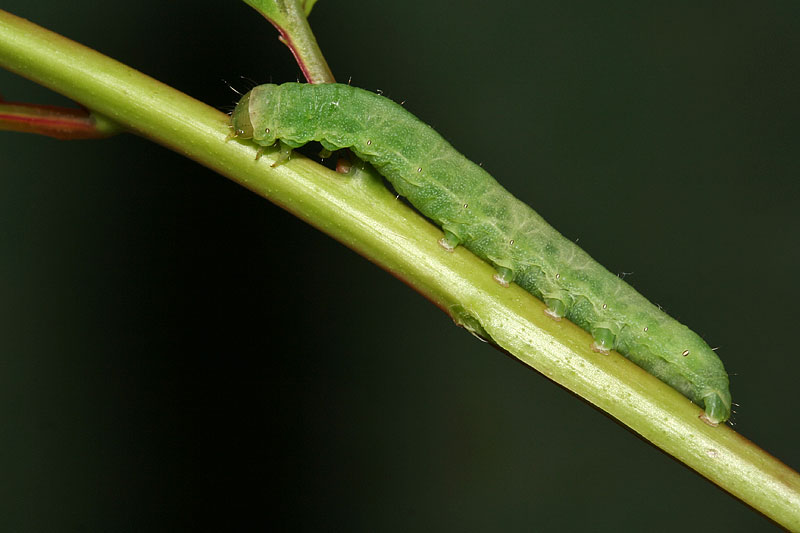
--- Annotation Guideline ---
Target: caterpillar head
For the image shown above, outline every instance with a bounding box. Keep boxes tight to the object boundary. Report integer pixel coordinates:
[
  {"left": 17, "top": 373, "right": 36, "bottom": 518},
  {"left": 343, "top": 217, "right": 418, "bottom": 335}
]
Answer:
[{"left": 230, "top": 84, "right": 280, "bottom": 145}]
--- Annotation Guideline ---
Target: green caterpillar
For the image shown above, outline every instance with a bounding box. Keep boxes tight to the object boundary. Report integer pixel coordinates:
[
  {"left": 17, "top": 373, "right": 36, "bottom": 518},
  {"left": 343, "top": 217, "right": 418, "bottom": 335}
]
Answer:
[{"left": 231, "top": 82, "right": 732, "bottom": 425}]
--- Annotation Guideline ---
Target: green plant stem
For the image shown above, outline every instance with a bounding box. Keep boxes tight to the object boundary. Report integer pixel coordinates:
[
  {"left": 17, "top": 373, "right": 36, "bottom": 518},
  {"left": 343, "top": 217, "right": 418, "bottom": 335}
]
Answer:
[
  {"left": 243, "top": 0, "right": 334, "bottom": 83},
  {"left": 0, "top": 9, "right": 798, "bottom": 529}
]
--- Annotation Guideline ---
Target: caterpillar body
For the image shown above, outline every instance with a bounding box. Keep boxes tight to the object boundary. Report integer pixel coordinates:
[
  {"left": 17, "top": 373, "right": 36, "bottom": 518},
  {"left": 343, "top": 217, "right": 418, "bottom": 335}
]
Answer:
[{"left": 231, "top": 82, "right": 732, "bottom": 425}]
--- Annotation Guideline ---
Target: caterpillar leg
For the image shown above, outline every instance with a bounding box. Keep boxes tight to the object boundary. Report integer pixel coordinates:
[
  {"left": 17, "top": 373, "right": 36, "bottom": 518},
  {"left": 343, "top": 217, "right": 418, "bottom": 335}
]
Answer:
[
  {"left": 591, "top": 327, "right": 615, "bottom": 354},
  {"left": 438, "top": 231, "right": 461, "bottom": 252},
  {"left": 321, "top": 140, "right": 347, "bottom": 162},
  {"left": 699, "top": 392, "right": 730, "bottom": 426},
  {"left": 493, "top": 266, "right": 514, "bottom": 287},
  {"left": 544, "top": 297, "right": 567, "bottom": 321},
  {"left": 269, "top": 140, "right": 293, "bottom": 167}
]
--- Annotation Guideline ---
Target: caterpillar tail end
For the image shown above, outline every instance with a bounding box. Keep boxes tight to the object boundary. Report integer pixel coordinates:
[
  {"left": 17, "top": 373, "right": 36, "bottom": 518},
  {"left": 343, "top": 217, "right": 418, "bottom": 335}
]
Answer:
[{"left": 699, "top": 391, "right": 731, "bottom": 426}]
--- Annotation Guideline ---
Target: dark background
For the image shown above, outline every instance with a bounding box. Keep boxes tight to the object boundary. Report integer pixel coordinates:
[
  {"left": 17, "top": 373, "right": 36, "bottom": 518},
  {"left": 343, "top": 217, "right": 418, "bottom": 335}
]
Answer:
[{"left": 2, "top": 1, "right": 798, "bottom": 530}]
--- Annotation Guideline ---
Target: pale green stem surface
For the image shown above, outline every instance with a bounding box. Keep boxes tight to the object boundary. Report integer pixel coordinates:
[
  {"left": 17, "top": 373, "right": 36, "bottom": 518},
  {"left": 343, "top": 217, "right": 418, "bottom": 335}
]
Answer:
[{"left": 0, "top": 9, "right": 798, "bottom": 529}]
